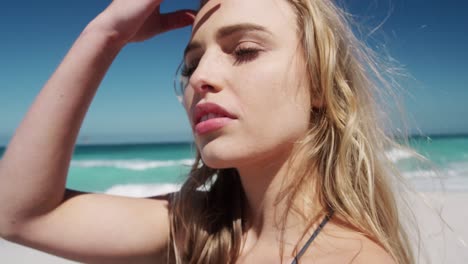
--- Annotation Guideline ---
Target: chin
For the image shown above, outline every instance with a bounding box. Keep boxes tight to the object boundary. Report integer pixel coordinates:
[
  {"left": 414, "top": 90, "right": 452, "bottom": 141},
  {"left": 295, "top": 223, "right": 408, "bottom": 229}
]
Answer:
[
  {"left": 197, "top": 136, "right": 243, "bottom": 169},
  {"left": 199, "top": 146, "right": 236, "bottom": 169},
  {"left": 201, "top": 156, "right": 233, "bottom": 169}
]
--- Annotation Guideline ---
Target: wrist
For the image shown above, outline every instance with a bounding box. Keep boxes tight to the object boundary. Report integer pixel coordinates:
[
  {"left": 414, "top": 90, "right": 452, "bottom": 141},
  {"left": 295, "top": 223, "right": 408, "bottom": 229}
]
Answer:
[{"left": 81, "top": 21, "right": 128, "bottom": 51}]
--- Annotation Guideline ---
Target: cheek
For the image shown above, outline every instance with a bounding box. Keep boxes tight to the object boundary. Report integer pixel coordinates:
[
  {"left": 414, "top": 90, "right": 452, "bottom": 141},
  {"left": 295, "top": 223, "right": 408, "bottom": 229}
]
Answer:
[{"left": 237, "top": 56, "right": 311, "bottom": 133}]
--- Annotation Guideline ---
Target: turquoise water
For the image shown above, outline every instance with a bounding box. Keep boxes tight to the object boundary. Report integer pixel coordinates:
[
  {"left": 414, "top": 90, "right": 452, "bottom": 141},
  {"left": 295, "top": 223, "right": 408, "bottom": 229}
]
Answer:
[
  {"left": 393, "top": 136, "right": 468, "bottom": 191},
  {"left": 409, "top": 136, "right": 468, "bottom": 166},
  {"left": 68, "top": 142, "right": 195, "bottom": 192},
  {"left": 1, "top": 136, "right": 467, "bottom": 195}
]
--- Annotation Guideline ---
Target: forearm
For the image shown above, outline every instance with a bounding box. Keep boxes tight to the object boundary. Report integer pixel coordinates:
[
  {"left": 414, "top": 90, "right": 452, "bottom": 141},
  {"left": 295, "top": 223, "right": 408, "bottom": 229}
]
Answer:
[{"left": 0, "top": 26, "right": 124, "bottom": 229}]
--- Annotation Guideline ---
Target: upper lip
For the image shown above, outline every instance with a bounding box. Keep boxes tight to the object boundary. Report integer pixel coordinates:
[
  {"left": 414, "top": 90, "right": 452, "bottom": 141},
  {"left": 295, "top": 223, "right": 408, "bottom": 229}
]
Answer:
[{"left": 193, "top": 102, "right": 237, "bottom": 125}]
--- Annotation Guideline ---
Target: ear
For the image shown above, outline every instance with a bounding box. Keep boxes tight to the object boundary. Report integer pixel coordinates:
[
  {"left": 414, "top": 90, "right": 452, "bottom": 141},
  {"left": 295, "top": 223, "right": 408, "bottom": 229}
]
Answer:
[
  {"left": 309, "top": 81, "right": 325, "bottom": 110},
  {"left": 311, "top": 95, "right": 324, "bottom": 109}
]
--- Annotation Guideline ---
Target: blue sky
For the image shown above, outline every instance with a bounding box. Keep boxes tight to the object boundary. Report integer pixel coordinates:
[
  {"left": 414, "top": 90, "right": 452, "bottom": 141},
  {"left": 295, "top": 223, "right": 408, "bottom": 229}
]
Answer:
[{"left": 1, "top": 0, "right": 467, "bottom": 145}]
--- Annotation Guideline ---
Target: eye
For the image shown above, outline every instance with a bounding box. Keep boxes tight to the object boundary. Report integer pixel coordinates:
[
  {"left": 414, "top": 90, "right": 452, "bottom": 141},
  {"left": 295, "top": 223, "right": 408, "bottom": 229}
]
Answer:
[
  {"left": 233, "top": 45, "right": 261, "bottom": 65},
  {"left": 180, "top": 44, "right": 262, "bottom": 78},
  {"left": 181, "top": 58, "right": 199, "bottom": 78}
]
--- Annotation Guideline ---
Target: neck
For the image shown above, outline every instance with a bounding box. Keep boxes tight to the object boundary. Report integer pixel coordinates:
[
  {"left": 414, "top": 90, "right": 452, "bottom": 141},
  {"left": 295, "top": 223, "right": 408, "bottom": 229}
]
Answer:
[
  {"left": 238, "top": 155, "right": 289, "bottom": 233},
  {"left": 236, "top": 145, "right": 320, "bottom": 244}
]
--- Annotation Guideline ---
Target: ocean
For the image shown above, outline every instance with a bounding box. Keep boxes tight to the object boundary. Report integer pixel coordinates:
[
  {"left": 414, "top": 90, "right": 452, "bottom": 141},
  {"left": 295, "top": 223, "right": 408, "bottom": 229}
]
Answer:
[{"left": 0, "top": 135, "right": 467, "bottom": 196}]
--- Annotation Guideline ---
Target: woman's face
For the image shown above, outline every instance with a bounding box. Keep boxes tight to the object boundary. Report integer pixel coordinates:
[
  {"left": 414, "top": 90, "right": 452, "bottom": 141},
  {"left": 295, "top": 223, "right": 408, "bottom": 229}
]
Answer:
[{"left": 182, "top": 0, "right": 312, "bottom": 169}]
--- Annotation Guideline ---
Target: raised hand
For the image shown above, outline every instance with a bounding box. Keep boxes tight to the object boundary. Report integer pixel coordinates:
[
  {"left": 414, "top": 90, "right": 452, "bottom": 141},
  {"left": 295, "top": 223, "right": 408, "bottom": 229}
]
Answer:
[
  {"left": 0, "top": 1, "right": 197, "bottom": 262},
  {"left": 88, "top": 0, "right": 196, "bottom": 45}
]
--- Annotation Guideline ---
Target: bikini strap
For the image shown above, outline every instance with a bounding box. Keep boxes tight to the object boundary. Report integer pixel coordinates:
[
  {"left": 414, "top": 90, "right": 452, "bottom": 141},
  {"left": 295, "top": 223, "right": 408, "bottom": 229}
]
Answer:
[{"left": 291, "top": 211, "right": 334, "bottom": 264}]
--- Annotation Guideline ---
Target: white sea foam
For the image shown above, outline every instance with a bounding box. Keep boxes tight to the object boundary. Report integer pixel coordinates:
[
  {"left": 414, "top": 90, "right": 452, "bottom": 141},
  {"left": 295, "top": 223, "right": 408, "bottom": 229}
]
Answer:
[
  {"left": 403, "top": 161, "right": 468, "bottom": 191},
  {"left": 105, "top": 183, "right": 182, "bottom": 197},
  {"left": 385, "top": 148, "right": 416, "bottom": 163},
  {"left": 71, "top": 159, "right": 195, "bottom": 171},
  {"left": 448, "top": 161, "right": 468, "bottom": 173},
  {"left": 100, "top": 161, "right": 468, "bottom": 195},
  {"left": 403, "top": 170, "right": 440, "bottom": 179},
  {"left": 403, "top": 161, "right": 468, "bottom": 179}
]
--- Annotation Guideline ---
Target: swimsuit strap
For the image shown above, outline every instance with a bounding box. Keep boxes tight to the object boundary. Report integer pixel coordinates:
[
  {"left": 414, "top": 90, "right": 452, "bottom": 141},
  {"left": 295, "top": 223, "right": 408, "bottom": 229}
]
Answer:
[{"left": 290, "top": 211, "right": 333, "bottom": 264}]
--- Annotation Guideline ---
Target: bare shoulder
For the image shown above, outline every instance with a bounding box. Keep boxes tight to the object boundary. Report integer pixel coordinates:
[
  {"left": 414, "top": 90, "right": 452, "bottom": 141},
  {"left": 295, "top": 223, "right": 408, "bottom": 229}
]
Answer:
[
  {"left": 348, "top": 235, "right": 396, "bottom": 264},
  {"left": 299, "top": 221, "right": 396, "bottom": 264}
]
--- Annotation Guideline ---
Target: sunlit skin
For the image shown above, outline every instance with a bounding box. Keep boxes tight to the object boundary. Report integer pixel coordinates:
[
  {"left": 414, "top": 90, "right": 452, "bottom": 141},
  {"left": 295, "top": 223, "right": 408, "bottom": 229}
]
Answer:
[
  {"left": 183, "top": 0, "right": 312, "bottom": 258},
  {"left": 184, "top": 0, "right": 311, "bottom": 169}
]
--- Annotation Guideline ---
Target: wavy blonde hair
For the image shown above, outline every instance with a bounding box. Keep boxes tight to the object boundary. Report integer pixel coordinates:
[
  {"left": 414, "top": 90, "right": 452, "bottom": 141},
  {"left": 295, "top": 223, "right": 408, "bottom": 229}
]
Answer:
[{"left": 168, "top": 0, "right": 414, "bottom": 263}]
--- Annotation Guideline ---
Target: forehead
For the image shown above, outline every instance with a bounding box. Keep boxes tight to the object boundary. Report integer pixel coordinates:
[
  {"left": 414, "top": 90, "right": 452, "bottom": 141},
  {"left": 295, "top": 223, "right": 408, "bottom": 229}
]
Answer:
[{"left": 192, "top": 0, "right": 297, "bottom": 40}]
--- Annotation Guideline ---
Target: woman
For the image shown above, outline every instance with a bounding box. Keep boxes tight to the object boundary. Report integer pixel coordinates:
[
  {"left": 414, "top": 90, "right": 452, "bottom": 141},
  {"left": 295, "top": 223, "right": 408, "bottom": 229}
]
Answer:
[{"left": 0, "top": 0, "right": 413, "bottom": 263}]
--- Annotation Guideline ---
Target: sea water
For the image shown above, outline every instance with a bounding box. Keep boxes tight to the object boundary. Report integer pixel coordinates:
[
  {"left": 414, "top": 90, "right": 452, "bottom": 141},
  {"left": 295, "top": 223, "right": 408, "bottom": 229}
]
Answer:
[
  {"left": 0, "top": 136, "right": 467, "bottom": 196},
  {"left": 392, "top": 135, "right": 468, "bottom": 192},
  {"left": 68, "top": 142, "right": 195, "bottom": 196}
]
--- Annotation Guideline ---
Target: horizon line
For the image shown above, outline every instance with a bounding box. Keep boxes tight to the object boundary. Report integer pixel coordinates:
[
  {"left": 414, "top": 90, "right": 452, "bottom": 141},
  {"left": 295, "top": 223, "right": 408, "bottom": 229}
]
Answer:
[{"left": 1, "top": 132, "right": 468, "bottom": 149}]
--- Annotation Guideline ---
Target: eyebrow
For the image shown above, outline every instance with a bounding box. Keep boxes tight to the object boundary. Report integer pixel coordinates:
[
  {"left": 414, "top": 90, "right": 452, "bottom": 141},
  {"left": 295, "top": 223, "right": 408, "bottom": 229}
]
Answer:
[{"left": 183, "top": 23, "right": 273, "bottom": 59}]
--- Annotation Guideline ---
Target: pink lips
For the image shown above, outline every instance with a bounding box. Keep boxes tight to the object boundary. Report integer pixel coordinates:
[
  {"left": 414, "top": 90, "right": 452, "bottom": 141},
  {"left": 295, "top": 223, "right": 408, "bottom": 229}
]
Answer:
[{"left": 193, "top": 102, "right": 237, "bottom": 135}]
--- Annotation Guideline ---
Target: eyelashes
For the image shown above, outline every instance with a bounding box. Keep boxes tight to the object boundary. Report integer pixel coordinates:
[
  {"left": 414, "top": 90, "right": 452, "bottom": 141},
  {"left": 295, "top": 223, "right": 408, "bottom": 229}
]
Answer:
[
  {"left": 180, "top": 64, "right": 196, "bottom": 78},
  {"left": 181, "top": 46, "right": 261, "bottom": 78},
  {"left": 232, "top": 46, "right": 261, "bottom": 65}
]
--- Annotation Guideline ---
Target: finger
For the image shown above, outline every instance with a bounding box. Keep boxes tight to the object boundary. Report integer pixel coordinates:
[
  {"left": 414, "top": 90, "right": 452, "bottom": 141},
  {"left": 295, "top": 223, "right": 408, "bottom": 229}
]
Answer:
[{"left": 159, "top": 9, "right": 197, "bottom": 33}]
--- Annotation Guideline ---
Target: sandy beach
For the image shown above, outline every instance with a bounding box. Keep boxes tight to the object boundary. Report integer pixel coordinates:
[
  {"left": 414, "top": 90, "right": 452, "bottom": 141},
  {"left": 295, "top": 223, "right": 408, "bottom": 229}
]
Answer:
[
  {"left": 409, "top": 192, "right": 468, "bottom": 263},
  {"left": 0, "top": 239, "right": 78, "bottom": 263},
  {"left": 1, "top": 192, "right": 468, "bottom": 263}
]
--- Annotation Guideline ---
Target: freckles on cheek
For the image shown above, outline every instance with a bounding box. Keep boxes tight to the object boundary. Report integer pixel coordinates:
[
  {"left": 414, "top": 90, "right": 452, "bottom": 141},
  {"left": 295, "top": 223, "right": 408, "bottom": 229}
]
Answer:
[
  {"left": 237, "top": 67, "right": 292, "bottom": 130},
  {"left": 248, "top": 63, "right": 285, "bottom": 97}
]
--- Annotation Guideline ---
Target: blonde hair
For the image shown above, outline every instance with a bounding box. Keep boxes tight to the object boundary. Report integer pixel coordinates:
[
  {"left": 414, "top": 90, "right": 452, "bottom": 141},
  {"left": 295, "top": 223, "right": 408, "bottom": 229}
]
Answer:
[{"left": 169, "top": 0, "right": 414, "bottom": 263}]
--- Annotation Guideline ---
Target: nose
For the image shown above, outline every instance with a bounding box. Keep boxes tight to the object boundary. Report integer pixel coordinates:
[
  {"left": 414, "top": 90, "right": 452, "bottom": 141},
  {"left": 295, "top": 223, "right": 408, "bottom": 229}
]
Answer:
[{"left": 188, "top": 51, "right": 224, "bottom": 95}]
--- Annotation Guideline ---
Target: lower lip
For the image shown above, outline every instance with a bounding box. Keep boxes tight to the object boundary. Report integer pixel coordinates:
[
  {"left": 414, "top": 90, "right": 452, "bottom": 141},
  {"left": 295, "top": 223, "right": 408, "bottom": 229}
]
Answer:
[{"left": 195, "top": 117, "right": 235, "bottom": 135}]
